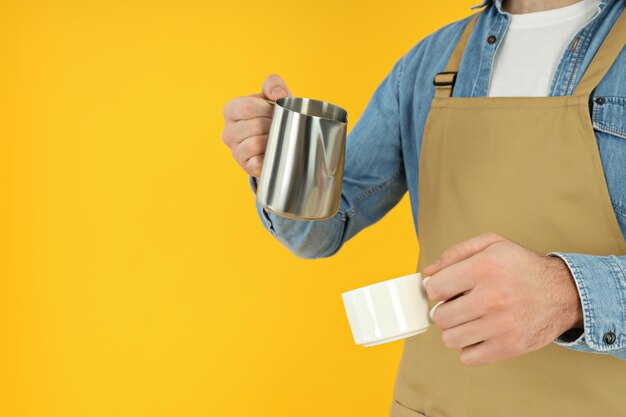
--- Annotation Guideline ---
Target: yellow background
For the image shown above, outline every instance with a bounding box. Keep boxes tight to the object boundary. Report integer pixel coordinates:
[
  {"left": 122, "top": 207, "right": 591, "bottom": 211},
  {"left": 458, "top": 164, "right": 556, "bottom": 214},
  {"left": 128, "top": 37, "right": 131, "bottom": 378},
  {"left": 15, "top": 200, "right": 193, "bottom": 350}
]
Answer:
[{"left": 1, "top": 1, "right": 477, "bottom": 416}]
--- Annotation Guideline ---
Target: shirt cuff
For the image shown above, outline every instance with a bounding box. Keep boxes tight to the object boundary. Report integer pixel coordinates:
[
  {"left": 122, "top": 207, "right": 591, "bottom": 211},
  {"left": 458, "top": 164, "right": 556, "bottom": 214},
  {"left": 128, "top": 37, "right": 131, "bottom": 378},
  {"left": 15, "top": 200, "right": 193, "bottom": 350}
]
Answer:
[
  {"left": 547, "top": 252, "right": 626, "bottom": 352},
  {"left": 248, "top": 175, "right": 276, "bottom": 233}
]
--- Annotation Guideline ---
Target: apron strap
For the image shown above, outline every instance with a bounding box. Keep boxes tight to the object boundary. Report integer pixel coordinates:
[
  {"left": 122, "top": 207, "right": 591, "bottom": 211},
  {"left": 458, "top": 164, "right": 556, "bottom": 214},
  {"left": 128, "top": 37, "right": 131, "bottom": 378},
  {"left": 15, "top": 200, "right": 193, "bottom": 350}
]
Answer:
[
  {"left": 434, "top": 13, "right": 480, "bottom": 98},
  {"left": 572, "top": 6, "right": 626, "bottom": 96},
  {"left": 434, "top": 7, "right": 625, "bottom": 98}
]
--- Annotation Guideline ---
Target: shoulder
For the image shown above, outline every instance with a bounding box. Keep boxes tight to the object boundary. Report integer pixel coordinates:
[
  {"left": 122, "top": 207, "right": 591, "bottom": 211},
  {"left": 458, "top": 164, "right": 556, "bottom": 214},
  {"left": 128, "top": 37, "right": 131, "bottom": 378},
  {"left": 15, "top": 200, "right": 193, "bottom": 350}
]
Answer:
[
  {"left": 597, "top": 46, "right": 626, "bottom": 96},
  {"left": 398, "top": 13, "right": 479, "bottom": 82}
]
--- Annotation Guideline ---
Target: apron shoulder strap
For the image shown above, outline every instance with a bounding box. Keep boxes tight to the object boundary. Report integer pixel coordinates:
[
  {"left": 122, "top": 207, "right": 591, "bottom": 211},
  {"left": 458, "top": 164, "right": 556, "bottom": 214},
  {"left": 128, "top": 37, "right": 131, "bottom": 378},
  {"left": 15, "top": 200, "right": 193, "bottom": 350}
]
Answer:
[
  {"left": 572, "top": 6, "right": 626, "bottom": 97},
  {"left": 434, "top": 13, "right": 480, "bottom": 99},
  {"left": 434, "top": 6, "right": 625, "bottom": 99}
]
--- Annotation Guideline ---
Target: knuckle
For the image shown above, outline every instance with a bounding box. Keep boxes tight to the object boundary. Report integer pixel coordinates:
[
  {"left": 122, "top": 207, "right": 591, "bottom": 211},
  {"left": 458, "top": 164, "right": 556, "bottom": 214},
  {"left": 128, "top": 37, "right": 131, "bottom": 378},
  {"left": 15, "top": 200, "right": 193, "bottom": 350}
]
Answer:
[
  {"left": 231, "top": 147, "right": 244, "bottom": 166},
  {"left": 224, "top": 96, "right": 244, "bottom": 120},
  {"left": 480, "top": 248, "right": 497, "bottom": 262},
  {"left": 253, "top": 138, "right": 267, "bottom": 155},
  {"left": 425, "top": 285, "right": 442, "bottom": 301},
  {"left": 222, "top": 100, "right": 232, "bottom": 119},
  {"left": 221, "top": 128, "right": 233, "bottom": 145},
  {"left": 476, "top": 252, "right": 497, "bottom": 272},
  {"left": 477, "top": 291, "right": 493, "bottom": 312},
  {"left": 251, "top": 118, "right": 269, "bottom": 135},
  {"left": 484, "top": 231, "right": 500, "bottom": 240},
  {"left": 266, "top": 73, "right": 283, "bottom": 84},
  {"left": 244, "top": 162, "right": 258, "bottom": 177},
  {"left": 441, "top": 330, "right": 456, "bottom": 349},
  {"left": 244, "top": 166, "right": 256, "bottom": 177},
  {"left": 247, "top": 155, "right": 263, "bottom": 175},
  {"left": 239, "top": 101, "right": 255, "bottom": 119},
  {"left": 433, "top": 310, "right": 448, "bottom": 329},
  {"left": 459, "top": 351, "right": 476, "bottom": 367},
  {"left": 485, "top": 289, "right": 505, "bottom": 312},
  {"left": 491, "top": 293, "right": 506, "bottom": 311},
  {"left": 246, "top": 139, "right": 265, "bottom": 157},
  {"left": 495, "top": 283, "right": 517, "bottom": 308},
  {"left": 443, "top": 245, "right": 463, "bottom": 261},
  {"left": 263, "top": 74, "right": 283, "bottom": 92}
]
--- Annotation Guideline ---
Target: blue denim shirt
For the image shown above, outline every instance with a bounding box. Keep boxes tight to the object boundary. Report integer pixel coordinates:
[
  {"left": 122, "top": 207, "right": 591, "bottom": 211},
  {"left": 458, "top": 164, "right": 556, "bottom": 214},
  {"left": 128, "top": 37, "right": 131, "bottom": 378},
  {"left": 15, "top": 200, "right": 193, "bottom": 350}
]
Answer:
[{"left": 249, "top": 0, "right": 626, "bottom": 359}]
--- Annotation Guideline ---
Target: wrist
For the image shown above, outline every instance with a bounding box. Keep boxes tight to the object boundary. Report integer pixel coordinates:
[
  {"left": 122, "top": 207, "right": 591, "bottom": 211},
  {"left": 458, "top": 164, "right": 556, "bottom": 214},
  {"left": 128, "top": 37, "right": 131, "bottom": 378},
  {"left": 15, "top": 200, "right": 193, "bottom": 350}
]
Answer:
[{"left": 544, "top": 255, "right": 584, "bottom": 334}]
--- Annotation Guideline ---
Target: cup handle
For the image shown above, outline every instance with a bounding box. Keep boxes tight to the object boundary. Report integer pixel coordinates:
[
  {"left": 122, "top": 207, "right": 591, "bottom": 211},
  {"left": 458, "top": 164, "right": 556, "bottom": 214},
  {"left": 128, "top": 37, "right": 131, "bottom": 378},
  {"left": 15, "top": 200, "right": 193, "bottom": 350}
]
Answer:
[{"left": 429, "top": 300, "right": 445, "bottom": 322}]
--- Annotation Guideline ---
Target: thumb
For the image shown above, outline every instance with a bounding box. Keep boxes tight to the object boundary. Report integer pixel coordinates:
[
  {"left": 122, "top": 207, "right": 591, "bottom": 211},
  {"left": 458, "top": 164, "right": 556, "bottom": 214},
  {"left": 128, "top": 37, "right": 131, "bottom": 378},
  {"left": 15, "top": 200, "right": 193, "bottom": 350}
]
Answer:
[{"left": 261, "top": 74, "right": 293, "bottom": 101}]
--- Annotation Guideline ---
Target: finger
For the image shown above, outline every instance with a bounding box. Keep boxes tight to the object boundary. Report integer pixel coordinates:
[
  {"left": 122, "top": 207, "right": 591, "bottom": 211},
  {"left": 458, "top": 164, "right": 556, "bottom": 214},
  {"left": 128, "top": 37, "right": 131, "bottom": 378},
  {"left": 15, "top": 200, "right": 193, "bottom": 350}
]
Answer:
[
  {"left": 261, "top": 74, "right": 293, "bottom": 101},
  {"left": 423, "top": 258, "right": 475, "bottom": 302},
  {"left": 431, "top": 290, "right": 484, "bottom": 329},
  {"left": 459, "top": 340, "right": 504, "bottom": 367},
  {"left": 441, "top": 318, "right": 492, "bottom": 350},
  {"left": 246, "top": 154, "right": 265, "bottom": 178},
  {"left": 224, "top": 95, "right": 274, "bottom": 122},
  {"left": 423, "top": 232, "right": 506, "bottom": 276},
  {"left": 233, "top": 135, "right": 268, "bottom": 165},
  {"left": 429, "top": 300, "right": 445, "bottom": 322},
  {"left": 228, "top": 118, "right": 272, "bottom": 145}
]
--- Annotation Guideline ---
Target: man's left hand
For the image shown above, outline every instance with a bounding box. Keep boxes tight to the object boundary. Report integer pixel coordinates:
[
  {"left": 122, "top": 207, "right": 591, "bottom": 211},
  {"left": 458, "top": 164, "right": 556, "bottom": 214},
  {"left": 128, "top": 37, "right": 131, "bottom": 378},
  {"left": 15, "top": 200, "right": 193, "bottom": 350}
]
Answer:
[{"left": 423, "top": 232, "right": 584, "bottom": 367}]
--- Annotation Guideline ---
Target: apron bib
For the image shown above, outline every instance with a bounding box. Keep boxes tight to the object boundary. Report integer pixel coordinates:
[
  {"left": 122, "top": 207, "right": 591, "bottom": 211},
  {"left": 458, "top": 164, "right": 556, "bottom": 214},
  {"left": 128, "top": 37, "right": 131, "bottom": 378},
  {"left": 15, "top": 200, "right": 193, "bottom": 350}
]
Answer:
[{"left": 391, "top": 9, "right": 626, "bottom": 417}]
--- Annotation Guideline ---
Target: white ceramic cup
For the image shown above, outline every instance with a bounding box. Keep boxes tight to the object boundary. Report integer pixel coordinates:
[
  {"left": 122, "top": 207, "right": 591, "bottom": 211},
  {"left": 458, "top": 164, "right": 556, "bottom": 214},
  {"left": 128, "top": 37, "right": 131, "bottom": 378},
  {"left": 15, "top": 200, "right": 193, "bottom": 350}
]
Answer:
[{"left": 342, "top": 273, "right": 432, "bottom": 347}]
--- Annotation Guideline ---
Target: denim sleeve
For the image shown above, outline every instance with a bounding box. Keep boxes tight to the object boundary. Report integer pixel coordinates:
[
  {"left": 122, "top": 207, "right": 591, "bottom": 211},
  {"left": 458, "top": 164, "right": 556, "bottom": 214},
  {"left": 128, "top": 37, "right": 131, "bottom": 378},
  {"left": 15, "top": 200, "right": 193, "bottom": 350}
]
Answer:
[
  {"left": 547, "top": 252, "right": 626, "bottom": 360},
  {"left": 247, "top": 57, "right": 408, "bottom": 259}
]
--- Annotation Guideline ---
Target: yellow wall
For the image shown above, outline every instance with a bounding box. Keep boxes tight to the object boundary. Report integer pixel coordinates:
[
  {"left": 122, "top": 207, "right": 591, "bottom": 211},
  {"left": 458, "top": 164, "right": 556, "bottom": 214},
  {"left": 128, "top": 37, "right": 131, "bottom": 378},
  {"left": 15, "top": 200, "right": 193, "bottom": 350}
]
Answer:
[{"left": 1, "top": 1, "right": 478, "bottom": 416}]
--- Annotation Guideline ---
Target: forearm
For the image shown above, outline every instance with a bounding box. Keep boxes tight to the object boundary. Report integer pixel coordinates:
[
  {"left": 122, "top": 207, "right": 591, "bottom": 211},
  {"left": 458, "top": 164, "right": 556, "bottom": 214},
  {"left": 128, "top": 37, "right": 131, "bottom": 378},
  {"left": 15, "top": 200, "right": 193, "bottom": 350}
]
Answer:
[
  {"left": 249, "top": 175, "right": 347, "bottom": 259},
  {"left": 548, "top": 252, "right": 626, "bottom": 360},
  {"left": 249, "top": 163, "right": 406, "bottom": 259},
  {"left": 247, "top": 56, "right": 408, "bottom": 260}
]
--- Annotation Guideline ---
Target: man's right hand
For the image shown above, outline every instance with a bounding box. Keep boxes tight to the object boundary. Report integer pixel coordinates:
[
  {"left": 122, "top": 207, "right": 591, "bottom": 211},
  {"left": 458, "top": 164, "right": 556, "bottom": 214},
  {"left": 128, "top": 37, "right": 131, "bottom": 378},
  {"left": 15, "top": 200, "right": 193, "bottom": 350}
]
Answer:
[{"left": 221, "top": 74, "right": 293, "bottom": 178}]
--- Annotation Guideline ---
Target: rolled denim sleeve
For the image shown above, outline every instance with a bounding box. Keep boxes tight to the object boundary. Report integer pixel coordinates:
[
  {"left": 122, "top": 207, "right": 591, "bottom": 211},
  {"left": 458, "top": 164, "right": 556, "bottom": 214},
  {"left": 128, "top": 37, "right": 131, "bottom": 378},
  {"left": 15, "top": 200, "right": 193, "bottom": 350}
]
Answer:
[
  {"left": 547, "top": 252, "right": 626, "bottom": 360},
  {"left": 247, "top": 57, "right": 408, "bottom": 259}
]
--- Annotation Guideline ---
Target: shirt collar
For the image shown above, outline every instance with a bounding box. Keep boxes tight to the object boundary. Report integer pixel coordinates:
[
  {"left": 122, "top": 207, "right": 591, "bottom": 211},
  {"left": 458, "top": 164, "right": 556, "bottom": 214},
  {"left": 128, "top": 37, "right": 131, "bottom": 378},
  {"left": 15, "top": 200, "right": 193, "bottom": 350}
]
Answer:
[
  {"left": 470, "top": 0, "right": 608, "bottom": 14},
  {"left": 470, "top": 0, "right": 500, "bottom": 11}
]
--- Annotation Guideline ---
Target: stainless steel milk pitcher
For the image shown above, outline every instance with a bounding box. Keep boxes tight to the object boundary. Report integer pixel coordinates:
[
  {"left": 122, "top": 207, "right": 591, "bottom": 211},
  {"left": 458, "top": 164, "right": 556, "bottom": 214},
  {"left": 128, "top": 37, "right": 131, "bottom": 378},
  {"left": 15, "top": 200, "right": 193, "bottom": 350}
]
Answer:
[{"left": 256, "top": 97, "right": 348, "bottom": 220}]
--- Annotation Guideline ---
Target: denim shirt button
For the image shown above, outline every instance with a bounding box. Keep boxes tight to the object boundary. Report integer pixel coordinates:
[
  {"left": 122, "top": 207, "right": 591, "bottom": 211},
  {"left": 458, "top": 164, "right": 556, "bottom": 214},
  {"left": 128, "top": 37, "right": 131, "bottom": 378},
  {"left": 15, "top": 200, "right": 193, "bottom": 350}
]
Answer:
[
  {"left": 595, "top": 97, "right": 605, "bottom": 105},
  {"left": 603, "top": 331, "right": 616, "bottom": 345},
  {"left": 487, "top": 35, "right": 497, "bottom": 44}
]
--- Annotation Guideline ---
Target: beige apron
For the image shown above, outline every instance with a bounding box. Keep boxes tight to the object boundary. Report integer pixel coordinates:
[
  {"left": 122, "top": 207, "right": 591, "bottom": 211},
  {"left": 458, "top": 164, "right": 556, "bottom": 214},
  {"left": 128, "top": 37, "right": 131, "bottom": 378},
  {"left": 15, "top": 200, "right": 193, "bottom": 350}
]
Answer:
[{"left": 391, "top": 9, "right": 626, "bottom": 417}]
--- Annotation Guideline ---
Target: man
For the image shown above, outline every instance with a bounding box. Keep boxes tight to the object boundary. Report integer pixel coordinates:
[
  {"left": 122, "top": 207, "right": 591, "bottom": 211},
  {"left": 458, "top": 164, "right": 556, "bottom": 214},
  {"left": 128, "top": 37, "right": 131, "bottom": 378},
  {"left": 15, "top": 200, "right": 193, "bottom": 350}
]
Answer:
[{"left": 222, "top": 0, "right": 626, "bottom": 415}]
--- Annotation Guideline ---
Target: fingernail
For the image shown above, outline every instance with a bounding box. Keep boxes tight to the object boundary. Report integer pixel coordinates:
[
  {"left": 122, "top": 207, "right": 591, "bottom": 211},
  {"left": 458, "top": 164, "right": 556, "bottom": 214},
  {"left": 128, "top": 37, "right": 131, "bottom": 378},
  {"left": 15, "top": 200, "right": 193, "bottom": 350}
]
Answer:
[
  {"left": 434, "top": 259, "right": 442, "bottom": 264},
  {"left": 422, "top": 276, "right": 430, "bottom": 289},
  {"left": 271, "top": 87, "right": 286, "bottom": 99}
]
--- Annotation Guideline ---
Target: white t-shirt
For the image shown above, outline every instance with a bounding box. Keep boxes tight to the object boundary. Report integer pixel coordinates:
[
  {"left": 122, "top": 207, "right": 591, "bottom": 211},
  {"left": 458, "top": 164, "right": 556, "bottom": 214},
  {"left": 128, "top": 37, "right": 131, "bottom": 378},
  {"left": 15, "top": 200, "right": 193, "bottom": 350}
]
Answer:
[{"left": 488, "top": 0, "right": 600, "bottom": 97}]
